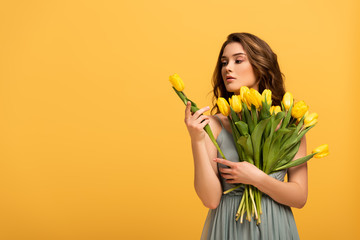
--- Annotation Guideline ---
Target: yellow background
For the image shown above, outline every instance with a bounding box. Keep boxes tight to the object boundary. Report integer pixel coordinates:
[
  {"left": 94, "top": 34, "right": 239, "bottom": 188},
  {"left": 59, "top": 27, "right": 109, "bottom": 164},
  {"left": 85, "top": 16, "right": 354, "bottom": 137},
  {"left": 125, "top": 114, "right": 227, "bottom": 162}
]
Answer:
[{"left": 0, "top": 0, "right": 359, "bottom": 239}]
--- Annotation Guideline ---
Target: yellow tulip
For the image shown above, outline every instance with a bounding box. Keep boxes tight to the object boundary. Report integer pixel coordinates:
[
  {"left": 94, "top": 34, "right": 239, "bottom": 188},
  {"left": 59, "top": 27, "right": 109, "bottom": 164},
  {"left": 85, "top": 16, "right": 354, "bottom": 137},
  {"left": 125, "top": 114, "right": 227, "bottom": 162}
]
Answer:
[
  {"left": 270, "top": 106, "right": 281, "bottom": 115},
  {"left": 229, "top": 95, "right": 242, "bottom": 113},
  {"left": 243, "top": 88, "right": 261, "bottom": 109},
  {"left": 250, "top": 88, "right": 263, "bottom": 108},
  {"left": 262, "top": 89, "right": 272, "bottom": 105},
  {"left": 291, "top": 101, "right": 309, "bottom": 119},
  {"left": 282, "top": 92, "right": 293, "bottom": 111},
  {"left": 240, "top": 86, "right": 251, "bottom": 110},
  {"left": 270, "top": 106, "right": 275, "bottom": 114},
  {"left": 169, "top": 73, "right": 184, "bottom": 92},
  {"left": 303, "top": 112, "right": 318, "bottom": 128},
  {"left": 217, "top": 97, "right": 231, "bottom": 116},
  {"left": 297, "top": 110, "right": 309, "bottom": 123},
  {"left": 312, "top": 144, "right": 329, "bottom": 158},
  {"left": 274, "top": 106, "right": 281, "bottom": 115}
]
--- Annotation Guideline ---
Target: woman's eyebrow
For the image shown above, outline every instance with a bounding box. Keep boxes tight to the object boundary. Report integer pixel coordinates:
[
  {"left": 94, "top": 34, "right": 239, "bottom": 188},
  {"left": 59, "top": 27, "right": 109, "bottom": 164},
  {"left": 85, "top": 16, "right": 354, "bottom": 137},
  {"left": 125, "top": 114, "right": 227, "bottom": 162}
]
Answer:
[{"left": 221, "top": 53, "right": 246, "bottom": 59}]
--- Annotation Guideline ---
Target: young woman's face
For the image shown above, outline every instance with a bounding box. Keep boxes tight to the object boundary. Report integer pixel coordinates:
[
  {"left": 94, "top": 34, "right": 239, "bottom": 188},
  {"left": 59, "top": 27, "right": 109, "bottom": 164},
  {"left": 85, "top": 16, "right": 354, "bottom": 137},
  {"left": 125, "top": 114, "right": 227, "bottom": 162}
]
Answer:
[{"left": 221, "top": 42, "right": 258, "bottom": 94}]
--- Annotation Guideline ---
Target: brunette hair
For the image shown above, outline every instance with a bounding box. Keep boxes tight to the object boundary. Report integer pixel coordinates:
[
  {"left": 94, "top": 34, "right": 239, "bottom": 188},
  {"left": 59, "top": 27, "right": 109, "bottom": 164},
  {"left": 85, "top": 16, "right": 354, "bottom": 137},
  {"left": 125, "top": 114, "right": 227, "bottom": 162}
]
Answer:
[{"left": 210, "top": 32, "right": 286, "bottom": 115}]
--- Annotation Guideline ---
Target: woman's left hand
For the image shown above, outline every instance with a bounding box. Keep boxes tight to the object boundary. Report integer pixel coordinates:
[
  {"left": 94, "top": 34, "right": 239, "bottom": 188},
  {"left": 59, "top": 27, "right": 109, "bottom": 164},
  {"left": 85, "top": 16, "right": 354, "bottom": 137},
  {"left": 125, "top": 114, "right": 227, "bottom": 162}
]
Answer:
[{"left": 213, "top": 158, "right": 264, "bottom": 185}]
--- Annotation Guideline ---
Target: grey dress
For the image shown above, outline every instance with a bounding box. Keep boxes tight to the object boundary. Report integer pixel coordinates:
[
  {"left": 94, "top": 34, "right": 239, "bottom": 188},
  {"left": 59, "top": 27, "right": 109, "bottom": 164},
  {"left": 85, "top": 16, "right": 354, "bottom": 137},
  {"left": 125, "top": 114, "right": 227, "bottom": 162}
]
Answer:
[{"left": 200, "top": 115, "right": 300, "bottom": 240}]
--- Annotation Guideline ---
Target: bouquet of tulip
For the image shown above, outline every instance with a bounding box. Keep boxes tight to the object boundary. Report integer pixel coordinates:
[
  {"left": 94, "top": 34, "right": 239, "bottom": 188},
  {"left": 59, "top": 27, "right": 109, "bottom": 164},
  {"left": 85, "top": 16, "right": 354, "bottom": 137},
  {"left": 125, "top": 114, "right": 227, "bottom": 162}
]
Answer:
[
  {"left": 169, "top": 73, "right": 227, "bottom": 159},
  {"left": 216, "top": 86, "right": 329, "bottom": 225}
]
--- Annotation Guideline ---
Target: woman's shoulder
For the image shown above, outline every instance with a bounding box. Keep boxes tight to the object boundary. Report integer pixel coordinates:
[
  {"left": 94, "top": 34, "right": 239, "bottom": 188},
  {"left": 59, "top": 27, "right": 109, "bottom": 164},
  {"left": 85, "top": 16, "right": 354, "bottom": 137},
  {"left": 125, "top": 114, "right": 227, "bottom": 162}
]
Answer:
[
  {"left": 211, "top": 113, "right": 232, "bottom": 134},
  {"left": 207, "top": 114, "right": 223, "bottom": 137}
]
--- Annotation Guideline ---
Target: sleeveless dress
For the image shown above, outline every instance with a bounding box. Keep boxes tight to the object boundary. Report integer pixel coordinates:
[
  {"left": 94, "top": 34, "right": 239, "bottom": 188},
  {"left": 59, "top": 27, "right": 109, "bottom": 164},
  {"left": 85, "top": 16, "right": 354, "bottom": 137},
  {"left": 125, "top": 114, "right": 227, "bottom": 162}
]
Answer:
[{"left": 200, "top": 115, "right": 300, "bottom": 240}]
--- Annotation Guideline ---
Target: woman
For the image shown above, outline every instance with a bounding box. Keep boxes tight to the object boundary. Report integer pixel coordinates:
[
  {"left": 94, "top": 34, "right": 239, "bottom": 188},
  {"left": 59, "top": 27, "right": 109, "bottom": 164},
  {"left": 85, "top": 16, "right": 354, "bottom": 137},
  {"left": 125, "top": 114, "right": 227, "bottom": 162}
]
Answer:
[{"left": 184, "top": 33, "right": 307, "bottom": 239}]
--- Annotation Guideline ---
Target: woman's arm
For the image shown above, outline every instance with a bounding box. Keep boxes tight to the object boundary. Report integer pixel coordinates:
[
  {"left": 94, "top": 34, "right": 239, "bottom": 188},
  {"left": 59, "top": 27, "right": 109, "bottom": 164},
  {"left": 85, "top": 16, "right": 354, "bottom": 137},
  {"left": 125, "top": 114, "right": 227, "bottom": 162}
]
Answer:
[
  {"left": 192, "top": 129, "right": 223, "bottom": 209},
  {"left": 254, "top": 135, "right": 308, "bottom": 208},
  {"left": 184, "top": 102, "right": 222, "bottom": 209},
  {"left": 215, "top": 135, "right": 308, "bottom": 209}
]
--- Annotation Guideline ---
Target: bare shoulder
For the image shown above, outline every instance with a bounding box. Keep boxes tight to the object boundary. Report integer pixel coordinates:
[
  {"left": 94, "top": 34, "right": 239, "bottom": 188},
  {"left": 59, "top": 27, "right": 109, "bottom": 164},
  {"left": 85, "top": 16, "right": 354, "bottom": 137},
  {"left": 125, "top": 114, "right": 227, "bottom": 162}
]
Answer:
[
  {"left": 288, "top": 135, "right": 308, "bottom": 182},
  {"left": 206, "top": 114, "right": 222, "bottom": 139}
]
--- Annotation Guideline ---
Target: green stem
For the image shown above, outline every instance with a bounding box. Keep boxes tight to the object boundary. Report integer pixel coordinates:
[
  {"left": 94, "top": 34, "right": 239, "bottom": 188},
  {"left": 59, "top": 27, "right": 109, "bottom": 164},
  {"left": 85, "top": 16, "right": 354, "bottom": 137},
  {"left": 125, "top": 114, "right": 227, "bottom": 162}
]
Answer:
[
  {"left": 173, "top": 87, "right": 226, "bottom": 159},
  {"left": 249, "top": 186, "right": 258, "bottom": 220},
  {"left": 223, "top": 184, "right": 243, "bottom": 194},
  {"left": 236, "top": 190, "right": 246, "bottom": 221}
]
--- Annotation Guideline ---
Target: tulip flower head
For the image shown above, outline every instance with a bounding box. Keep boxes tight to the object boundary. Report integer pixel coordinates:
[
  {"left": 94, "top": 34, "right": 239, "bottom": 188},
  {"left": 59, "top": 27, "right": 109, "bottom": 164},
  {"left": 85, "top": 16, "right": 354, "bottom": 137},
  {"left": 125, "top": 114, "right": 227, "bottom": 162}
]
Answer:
[
  {"left": 282, "top": 92, "right": 294, "bottom": 111},
  {"left": 240, "top": 86, "right": 251, "bottom": 110},
  {"left": 229, "top": 95, "right": 242, "bottom": 113},
  {"left": 304, "top": 112, "right": 318, "bottom": 128},
  {"left": 262, "top": 89, "right": 272, "bottom": 106},
  {"left": 312, "top": 144, "right": 329, "bottom": 158},
  {"left": 249, "top": 88, "right": 262, "bottom": 109},
  {"left": 217, "top": 97, "right": 231, "bottom": 116},
  {"left": 291, "top": 101, "right": 309, "bottom": 119},
  {"left": 169, "top": 73, "right": 185, "bottom": 92},
  {"left": 270, "top": 106, "right": 281, "bottom": 115},
  {"left": 243, "top": 88, "right": 261, "bottom": 109},
  {"left": 297, "top": 110, "right": 309, "bottom": 123}
]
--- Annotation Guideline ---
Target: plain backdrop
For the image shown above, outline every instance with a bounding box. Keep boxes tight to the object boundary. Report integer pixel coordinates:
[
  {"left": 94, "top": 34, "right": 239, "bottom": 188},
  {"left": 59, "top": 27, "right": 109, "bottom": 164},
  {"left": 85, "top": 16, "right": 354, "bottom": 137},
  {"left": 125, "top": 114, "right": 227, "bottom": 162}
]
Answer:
[{"left": 0, "top": 0, "right": 359, "bottom": 239}]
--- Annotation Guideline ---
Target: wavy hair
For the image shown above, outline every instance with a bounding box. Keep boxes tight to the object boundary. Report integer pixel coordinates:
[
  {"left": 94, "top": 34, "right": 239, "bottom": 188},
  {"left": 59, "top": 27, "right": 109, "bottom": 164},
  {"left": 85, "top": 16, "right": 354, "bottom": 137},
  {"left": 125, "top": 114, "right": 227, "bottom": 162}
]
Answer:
[{"left": 210, "top": 32, "right": 286, "bottom": 115}]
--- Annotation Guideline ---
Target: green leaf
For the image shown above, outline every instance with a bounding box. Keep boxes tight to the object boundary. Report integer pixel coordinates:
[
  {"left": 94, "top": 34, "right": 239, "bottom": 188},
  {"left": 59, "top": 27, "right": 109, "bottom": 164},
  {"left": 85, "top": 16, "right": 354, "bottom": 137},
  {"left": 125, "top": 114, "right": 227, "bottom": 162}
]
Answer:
[
  {"left": 259, "top": 100, "right": 271, "bottom": 121},
  {"left": 251, "top": 117, "right": 271, "bottom": 168},
  {"left": 235, "top": 121, "right": 249, "bottom": 137},
  {"left": 251, "top": 104, "right": 258, "bottom": 125},
  {"left": 272, "top": 153, "right": 317, "bottom": 172},
  {"left": 281, "top": 103, "right": 294, "bottom": 129},
  {"left": 264, "top": 127, "right": 292, "bottom": 173},
  {"left": 230, "top": 106, "right": 240, "bottom": 122},
  {"left": 262, "top": 135, "right": 272, "bottom": 172},
  {"left": 264, "top": 115, "right": 274, "bottom": 139},
  {"left": 273, "top": 141, "right": 301, "bottom": 170},
  {"left": 229, "top": 116, "right": 244, "bottom": 159},
  {"left": 242, "top": 102, "right": 254, "bottom": 134},
  {"left": 237, "top": 136, "right": 254, "bottom": 162}
]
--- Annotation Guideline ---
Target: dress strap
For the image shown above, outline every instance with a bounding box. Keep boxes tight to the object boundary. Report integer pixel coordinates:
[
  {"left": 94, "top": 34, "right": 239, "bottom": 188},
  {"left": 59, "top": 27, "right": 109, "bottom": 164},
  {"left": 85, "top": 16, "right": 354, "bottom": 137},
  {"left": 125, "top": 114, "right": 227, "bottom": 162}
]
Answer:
[{"left": 213, "top": 115, "right": 224, "bottom": 129}]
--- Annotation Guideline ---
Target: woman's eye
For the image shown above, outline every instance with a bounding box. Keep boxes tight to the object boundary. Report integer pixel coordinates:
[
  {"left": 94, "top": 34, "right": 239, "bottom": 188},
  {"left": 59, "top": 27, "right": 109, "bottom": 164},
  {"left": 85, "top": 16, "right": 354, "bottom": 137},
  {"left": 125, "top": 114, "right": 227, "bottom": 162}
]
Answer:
[
  {"left": 235, "top": 60, "right": 243, "bottom": 64},
  {"left": 221, "top": 62, "right": 227, "bottom": 66}
]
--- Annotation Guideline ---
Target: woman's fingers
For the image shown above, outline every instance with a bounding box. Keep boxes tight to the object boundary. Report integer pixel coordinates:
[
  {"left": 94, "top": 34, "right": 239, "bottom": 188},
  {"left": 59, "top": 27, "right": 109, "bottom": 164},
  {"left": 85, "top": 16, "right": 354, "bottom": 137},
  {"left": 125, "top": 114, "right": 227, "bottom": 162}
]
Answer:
[
  {"left": 199, "top": 118, "right": 210, "bottom": 129},
  {"left": 195, "top": 115, "right": 209, "bottom": 124},
  {"left": 221, "top": 174, "right": 234, "bottom": 180},
  {"left": 219, "top": 167, "right": 232, "bottom": 173},
  {"left": 185, "top": 102, "right": 210, "bottom": 124},
  {"left": 219, "top": 167, "right": 234, "bottom": 180},
  {"left": 192, "top": 106, "right": 210, "bottom": 119},
  {"left": 213, "top": 158, "right": 235, "bottom": 167},
  {"left": 184, "top": 101, "right": 192, "bottom": 122}
]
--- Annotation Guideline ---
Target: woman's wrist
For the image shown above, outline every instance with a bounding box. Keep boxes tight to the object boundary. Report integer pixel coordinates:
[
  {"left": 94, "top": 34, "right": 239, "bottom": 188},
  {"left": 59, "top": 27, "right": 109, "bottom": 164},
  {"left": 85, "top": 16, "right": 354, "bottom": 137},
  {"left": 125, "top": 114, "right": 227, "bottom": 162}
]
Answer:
[{"left": 251, "top": 167, "right": 267, "bottom": 188}]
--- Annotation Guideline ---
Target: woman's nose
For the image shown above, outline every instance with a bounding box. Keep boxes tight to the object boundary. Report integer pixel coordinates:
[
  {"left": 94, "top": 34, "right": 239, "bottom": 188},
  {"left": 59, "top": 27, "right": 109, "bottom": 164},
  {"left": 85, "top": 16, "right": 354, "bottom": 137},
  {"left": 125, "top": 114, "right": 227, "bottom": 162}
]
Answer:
[{"left": 225, "top": 62, "right": 233, "bottom": 72}]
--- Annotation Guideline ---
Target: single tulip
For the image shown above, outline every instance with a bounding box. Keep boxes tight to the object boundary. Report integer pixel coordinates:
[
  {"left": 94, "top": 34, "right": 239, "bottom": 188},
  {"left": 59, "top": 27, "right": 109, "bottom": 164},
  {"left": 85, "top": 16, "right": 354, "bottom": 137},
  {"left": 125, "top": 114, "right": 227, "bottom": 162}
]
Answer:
[
  {"left": 312, "top": 144, "right": 329, "bottom": 158},
  {"left": 282, "top": 92, "right": 293, "bottom": 111},
  {"left": 270, "top": 106, "right": 281, "bottom": 115},
  {"left": 303, "top": 112, "right": 318, "bottom": 128},
  {"left": 270, "top": 106, "right": 275, "bottom": 114},
  {"left": 240, "top": 86, "right": 251, "bottom": 110},
  {"left": 229, "top": 95, "right": 242, "bottom": 113},
  {"left": 291, "top": 101, "right": 309, "bottom": 119},
  {"left": 244, "top": 88, "right": 261, "bottom": 109},
  {"left": 262, "top": 89, "right": 272, "bottom": 105},
  {"left": 217, "top": 97, "right": 231, "bottom": 116},
  {"left": 169, "top": 73, "right": 185, "bottom": 92},
  {"left": 250, "top": 88, "right": 263, "bottom": 108},
  {"left": 297, "top": 110, "right": 309, "bottom": 123}
]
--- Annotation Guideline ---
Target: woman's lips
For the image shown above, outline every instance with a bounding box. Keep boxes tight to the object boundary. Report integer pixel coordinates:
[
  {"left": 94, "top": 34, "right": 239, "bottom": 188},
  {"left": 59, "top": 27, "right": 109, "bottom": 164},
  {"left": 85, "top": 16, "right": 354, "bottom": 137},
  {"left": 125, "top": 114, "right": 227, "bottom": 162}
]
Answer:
[{"left": 226, "top": 78, "right": 235, "bottom": 82}]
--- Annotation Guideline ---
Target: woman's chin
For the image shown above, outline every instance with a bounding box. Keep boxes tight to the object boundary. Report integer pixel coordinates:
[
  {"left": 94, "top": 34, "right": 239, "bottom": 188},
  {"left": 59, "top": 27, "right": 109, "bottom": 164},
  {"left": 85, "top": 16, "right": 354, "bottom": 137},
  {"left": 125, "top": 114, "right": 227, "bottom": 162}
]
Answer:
[{"left": 225, "top": 85, "right": 241, "bottom": 94}]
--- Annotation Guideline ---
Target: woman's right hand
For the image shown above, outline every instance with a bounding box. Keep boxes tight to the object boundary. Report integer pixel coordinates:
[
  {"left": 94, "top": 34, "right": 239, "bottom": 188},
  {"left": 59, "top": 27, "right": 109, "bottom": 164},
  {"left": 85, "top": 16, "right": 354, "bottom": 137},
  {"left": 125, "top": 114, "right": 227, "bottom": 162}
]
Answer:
[{"left": 184, "top": 101, "right": 210, "bottom": 142}]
